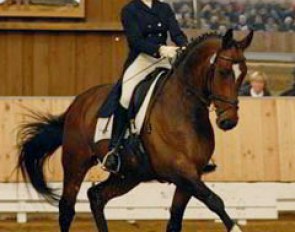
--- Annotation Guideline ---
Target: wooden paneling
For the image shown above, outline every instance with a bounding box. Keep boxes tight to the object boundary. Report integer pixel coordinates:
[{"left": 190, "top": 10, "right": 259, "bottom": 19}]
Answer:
[
  {"left": 0, "top": 0, "right": 85, "bottom": 19},
  {"left": 0, "top": 0, "right": 293, "bottom": 96},
  {"left": 205, "top": 98, "right": 295, "bottom": 182},
  {"left": 0, "top": 0, "right": 129, "bottom": 31},
  {"left": 186, "top": 30, "right": 295, "bottom": 53},
  {"left": 0, "top": 31, "right": 294, "bottom": 96},
  {"left": 0, "top": 31, "right": 128, "bottom": 96},
  {"left": 0, "top": 98, "right": 295, "bottom": 183}
]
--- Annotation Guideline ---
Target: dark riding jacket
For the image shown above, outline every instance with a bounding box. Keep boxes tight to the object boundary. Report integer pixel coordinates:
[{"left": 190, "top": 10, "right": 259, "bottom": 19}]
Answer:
[{"left": 121, "top": 0, "right": 188, "bottom": 70}]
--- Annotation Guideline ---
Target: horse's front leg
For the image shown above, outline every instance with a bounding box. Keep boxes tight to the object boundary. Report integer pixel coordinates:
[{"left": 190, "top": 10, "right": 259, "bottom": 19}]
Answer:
[
  {"left": 180, "top": 177, "right": 242, "bottom": 232},
  {"left": 166, "top": 187, "right": 191, "bottom": 232}
]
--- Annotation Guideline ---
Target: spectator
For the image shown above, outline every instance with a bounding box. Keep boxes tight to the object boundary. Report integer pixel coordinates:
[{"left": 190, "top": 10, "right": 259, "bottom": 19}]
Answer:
[
  {"left": 218, "top": 25, "right": 227, "bottom": 35},
  {"left": 199, "top": 0, "right": 295, "bottom": 32},
  {"left": 172, "top": 1, "right": 195, "bottom": 29},
  {"left": 280, "top": 16, "right": 294, "bottom": 32},
  {"left": 239, "top": 71, "right": 272, "bottom": 97},
  {"left": 248, "top": 8, "right": 258, "bottom": 25},
  {"left": 200, "top": 3, "right": 213, "bottom": 21},
  {"left": 235, "top": 15, "right": 250, "bottom": 31},
  {"left": 209, "top": 15, "right": 220, "bottom": 30},
  {"left": 252, "top": 15, "right": 266, "bottom": 31},
  {"left": 281, "top": 68, "right": 295, "bottom": 96},
  {"left": 224, "top": 3, "right": 238, "bottom": 22},
  {"left": 200, "top": 18, "right": 211, "bottom": 30},
  {"left": 182, "top": 12, "right": 197, "bottom": 28},
  {"left": 265, "top": 17, "right": 279, "bottom": 32}
]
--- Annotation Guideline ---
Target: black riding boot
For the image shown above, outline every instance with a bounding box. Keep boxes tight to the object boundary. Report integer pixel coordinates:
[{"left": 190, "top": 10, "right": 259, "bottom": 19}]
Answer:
[{"left": 102, "top": 105, "right": 128, "bottom": 173}]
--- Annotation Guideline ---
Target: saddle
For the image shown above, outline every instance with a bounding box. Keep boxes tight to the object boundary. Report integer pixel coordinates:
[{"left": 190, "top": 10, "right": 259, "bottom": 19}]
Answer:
[{"left": 97, "top": 67, "right": 169, "bottom": 123}]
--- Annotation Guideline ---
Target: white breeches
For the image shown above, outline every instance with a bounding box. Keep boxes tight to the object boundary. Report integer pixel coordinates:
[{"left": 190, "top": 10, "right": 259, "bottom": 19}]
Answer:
[{"left": 120, "top": 53, "right": 171, "bottom": 109}]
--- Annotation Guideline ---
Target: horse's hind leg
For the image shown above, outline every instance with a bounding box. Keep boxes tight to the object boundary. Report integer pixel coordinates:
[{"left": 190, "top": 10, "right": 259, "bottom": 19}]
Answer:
[
  {"left": 87, "top": 176, "right": 139, "bottom": 232},
  {"left": 59, "top": 150, "right": 93, "bottom": 232},
  {"left": 166, "top": 187, "right": 191, "bottom": 232}
]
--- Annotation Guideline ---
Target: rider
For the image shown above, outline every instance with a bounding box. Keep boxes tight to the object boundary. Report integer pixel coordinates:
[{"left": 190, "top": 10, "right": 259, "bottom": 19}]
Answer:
[
  {"left": 102, "top": 0, "right": 217, "bottom": 173},
  {"left": 102, "top": 0, "right": 188, "bottom": 173}
]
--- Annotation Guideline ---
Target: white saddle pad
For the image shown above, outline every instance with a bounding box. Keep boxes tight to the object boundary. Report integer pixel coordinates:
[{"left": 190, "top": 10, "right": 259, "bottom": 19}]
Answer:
[{"left": 94, "top": 71, "right": 165, "bottom": 143}]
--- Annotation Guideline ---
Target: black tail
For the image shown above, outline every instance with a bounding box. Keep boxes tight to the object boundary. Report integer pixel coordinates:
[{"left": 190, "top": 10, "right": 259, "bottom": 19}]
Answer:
[{"left": 17, "top": 112, "right": 65, "bottom": 204}]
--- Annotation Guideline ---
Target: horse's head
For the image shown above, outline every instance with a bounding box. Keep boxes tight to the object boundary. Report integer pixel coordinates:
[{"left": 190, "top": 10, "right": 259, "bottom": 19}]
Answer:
[{"left": 208, "top": 29, "right": 253, "bottom": 130}]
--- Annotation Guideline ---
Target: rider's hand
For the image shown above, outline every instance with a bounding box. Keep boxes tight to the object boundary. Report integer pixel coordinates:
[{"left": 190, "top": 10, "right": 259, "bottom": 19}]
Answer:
[{"left": 159, "top": 46, "right": 179, "bottom": 59}]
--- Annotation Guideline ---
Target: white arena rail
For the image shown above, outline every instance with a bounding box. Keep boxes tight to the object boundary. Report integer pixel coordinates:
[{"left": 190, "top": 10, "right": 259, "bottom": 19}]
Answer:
[{"left": 0, "top": 182, "right": 295, "bottom": 223}]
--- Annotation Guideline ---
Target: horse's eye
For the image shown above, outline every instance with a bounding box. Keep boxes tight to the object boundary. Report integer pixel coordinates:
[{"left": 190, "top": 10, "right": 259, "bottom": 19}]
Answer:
[{"left": 219, "top": 69, "right": 231, "bottom": 77}]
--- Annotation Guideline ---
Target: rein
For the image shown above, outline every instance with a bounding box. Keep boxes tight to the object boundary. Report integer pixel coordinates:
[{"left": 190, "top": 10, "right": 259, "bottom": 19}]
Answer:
[{"left": 122, "top": 57, "right": 167, "bottom": 84}]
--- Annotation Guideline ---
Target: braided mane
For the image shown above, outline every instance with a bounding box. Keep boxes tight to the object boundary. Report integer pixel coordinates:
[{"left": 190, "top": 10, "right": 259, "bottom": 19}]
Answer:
[{"left": 173, "top": 31, "right": 222, "bottom": 68}]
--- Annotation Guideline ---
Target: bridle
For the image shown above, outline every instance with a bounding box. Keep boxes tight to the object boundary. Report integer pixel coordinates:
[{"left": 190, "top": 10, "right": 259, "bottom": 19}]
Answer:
[
  {"left": 208, "top": 52, "right": 246, "bottom": 106},
  {"left": 185, "top": 51, "right": 246, "bottom": 115}
]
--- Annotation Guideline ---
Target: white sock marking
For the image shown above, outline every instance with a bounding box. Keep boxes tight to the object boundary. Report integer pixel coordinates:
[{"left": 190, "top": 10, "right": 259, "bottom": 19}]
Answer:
[{"left": 231, "top": 225, "right": 243, "bottom": 232}]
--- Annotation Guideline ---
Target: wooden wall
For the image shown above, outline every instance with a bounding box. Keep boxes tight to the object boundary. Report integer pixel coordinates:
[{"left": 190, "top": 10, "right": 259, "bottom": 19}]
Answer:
[
  {"left": 0, "top": 31, "right": 127, "bottom": 96},
  {"left": 0, "top": 31, "right": 294, "bottom": 96},
  {"left": 187, "top": 30, "right": 295, "bottom": 54},
  {"left": 0, "top": 0, "right": 294, "bottom": 96},
  {"left": 1, "top": 97, "right": 295, "bottom": 183},
  {"left": 0, "top": 0, "right": 129, "bottom": 30},
  {"left": 0, "top": 0, "right": 131, "bottom": 96},
  {"left": 0, "top": 0, "right": 294, "bottom": 183}
]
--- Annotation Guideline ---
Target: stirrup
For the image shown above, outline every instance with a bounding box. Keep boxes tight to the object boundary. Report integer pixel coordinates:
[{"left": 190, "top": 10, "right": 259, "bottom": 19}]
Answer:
[{"left": 101, "top": 148, "right": 121, "bottom": 174}]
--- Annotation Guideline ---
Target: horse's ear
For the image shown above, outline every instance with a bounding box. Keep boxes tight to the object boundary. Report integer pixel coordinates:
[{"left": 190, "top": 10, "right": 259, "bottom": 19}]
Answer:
[
  {"left": 222, "top": 29, "right": 234, "bottom": 49},
  {"left": 237, "top": 30, "right": 254, "bottom": 50}
]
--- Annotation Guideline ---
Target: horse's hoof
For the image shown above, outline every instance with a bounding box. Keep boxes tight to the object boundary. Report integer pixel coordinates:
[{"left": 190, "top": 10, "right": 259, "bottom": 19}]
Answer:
[{"left": 231, "top": 225, "right": 243, "bottom": 232}]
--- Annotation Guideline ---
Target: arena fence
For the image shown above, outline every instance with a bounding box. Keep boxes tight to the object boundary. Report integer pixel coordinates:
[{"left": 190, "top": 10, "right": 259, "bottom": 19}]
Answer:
[
  {"left": 1, "top": 97, "right": 295, "bottom": 183},
  {"left": 0, "top": 182, "right": 295, "bottom": 223}
]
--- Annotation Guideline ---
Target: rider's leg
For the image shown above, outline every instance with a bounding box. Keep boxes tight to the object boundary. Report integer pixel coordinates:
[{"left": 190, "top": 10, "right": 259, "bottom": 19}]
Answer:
[
  {"left": 102, "top": 54, "right": 153, "bottom": 173},
  {"left": 103, "top": 54, "right": 172, "bottom": 173},
  {"left": 102, "top": 104, "right": 128, "bottom": 173}
]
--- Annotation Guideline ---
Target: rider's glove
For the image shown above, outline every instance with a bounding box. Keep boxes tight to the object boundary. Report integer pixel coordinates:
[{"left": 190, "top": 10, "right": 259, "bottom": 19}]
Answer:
[{"left": 159, "top": 46, "right": 179, "bottom": 59}]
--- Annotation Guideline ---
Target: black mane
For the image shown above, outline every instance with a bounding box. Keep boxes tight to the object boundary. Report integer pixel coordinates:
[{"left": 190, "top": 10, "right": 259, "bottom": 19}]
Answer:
[{"left": 173, "top": 31, "right": 222, "bottom": 68}]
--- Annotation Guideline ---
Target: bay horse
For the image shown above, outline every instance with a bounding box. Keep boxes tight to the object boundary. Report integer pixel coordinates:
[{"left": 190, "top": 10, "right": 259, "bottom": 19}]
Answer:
[{"left": 17, "top": 29, "right": 253, "bottom": 232}]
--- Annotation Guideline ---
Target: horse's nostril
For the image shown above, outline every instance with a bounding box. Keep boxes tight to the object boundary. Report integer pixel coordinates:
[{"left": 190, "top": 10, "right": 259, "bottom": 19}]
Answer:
[{"left": 220, "top": 119, "right": 236, "bottom": 130}]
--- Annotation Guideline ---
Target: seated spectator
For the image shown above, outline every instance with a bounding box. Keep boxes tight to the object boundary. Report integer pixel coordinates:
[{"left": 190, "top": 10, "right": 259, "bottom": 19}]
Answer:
[
  {"left": 252, "top": 15, "right": 266, "bottom": 31},
  {"left": 199, "top": 0, "right": 295, "bottom": 32},
  {"left": 265, "top": 17, "right": 279, "bottom": 32},
  {"left": 281, "top": 68, "right": 295, "bottom": 96},
  {"left": 239, "top": 71, "right": 272, "bottom": 97},
  {"left": 200, "top": 18, "right": 210, "bottom": 30},
  {"left": 218, "top": 25, "right": 227, "bottom": 35},
  {"left": 200, "top": 3, "right": 213, "bottom": 21},
  {"left": 235, "top": 15, "right": 250, "bottom": 31},
  {"left": 279, "top": 16, "right": 294, "bottom": 32},
  {"left": 209, "top": 15, "right": 220, "bottom": 30},
  {"left": 223, "top": 3, "right": 238, "bottom": 22},
  {"left": 173, "top": 1, "right": 195, "bottom": 29}
]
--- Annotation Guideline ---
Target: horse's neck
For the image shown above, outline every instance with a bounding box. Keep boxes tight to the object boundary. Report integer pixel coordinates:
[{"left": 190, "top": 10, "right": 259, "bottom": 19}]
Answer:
[
  {"left": 160, "top": 71, "right": 213, "bottom": 140},
  {"left": 182, "top": 41, "right": 220, "bottom": 92},
  {"left": 159, "top": 42, "right": 218, "bottom": 139}
]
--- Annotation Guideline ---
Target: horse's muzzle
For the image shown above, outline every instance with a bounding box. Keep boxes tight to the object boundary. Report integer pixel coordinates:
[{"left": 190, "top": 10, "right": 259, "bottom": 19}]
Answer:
[{"left": 218, "top": 118, "right": 237, "bottom": 131}]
